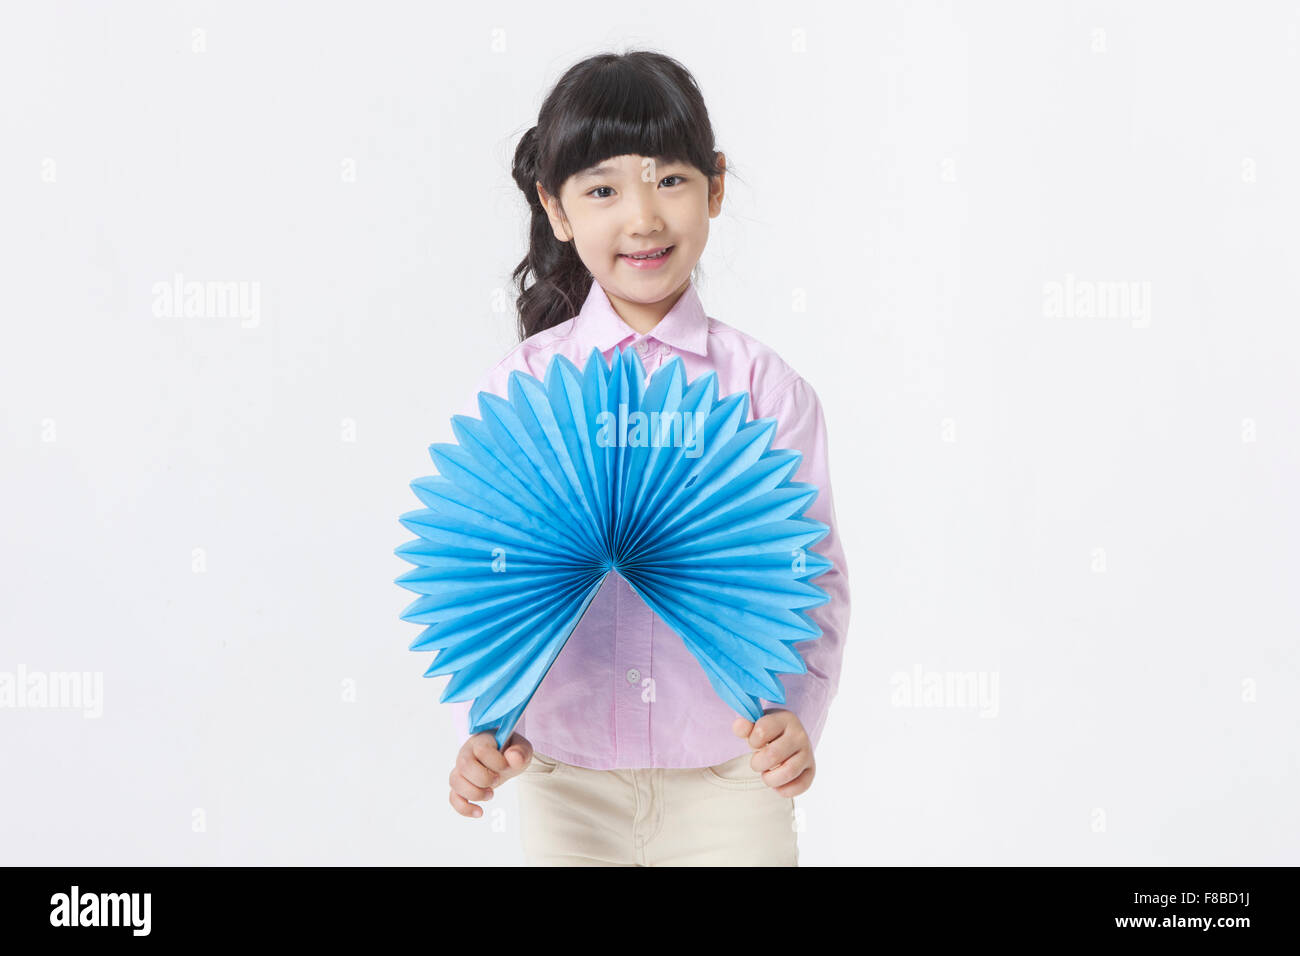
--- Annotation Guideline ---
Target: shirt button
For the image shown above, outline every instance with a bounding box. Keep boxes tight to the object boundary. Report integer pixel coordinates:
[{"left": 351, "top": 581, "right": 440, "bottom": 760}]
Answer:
[
  {"left": 625, "top": 667, "right": 641, "bottom": 684},
  {"left": 635, "top": 341, "right": 648, "bottom": 355}
]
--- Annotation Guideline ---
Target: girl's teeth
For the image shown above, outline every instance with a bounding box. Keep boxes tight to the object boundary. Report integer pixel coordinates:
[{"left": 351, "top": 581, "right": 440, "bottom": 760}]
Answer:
[{"left": 629, "top": 248, "right": 668, "bottom": 259}]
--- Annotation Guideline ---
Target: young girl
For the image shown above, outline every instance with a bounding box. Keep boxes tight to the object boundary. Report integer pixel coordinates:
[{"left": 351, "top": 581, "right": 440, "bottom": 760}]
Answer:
[{"left": 444, "top": 49, "right": 850, "bottom": 866}]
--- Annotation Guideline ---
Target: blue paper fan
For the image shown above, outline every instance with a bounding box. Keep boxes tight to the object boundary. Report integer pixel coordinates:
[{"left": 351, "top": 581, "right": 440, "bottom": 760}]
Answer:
[{"left": 395, "top": 345, "right": 832, "bottom": 749}]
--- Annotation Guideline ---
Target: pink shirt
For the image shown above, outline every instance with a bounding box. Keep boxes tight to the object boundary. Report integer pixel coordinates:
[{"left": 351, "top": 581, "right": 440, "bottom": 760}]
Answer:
[{"left": 446, "top": 277, "right": 851, "bottom": 770}]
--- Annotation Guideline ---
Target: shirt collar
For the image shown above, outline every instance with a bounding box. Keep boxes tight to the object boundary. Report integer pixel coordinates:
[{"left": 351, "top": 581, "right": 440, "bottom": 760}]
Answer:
[{"left": 574, "top": 278, "right": 710, "bottom": 357}]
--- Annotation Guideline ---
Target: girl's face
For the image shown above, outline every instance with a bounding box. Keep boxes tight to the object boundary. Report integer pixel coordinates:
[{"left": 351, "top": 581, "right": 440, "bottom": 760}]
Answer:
[{"left": 537, "top": 152, "right": 725, "bottom": 312}]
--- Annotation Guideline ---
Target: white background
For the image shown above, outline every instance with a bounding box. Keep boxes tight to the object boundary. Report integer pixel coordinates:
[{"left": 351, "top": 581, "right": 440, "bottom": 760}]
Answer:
[{"left": 1, "top": 0, "right": 1297, "bottom": 865}]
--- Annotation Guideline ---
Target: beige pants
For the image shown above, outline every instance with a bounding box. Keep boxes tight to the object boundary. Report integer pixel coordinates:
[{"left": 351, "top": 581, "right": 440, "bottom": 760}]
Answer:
[{"left": 515, "top": 750, "right": 799, "bottom": 866}]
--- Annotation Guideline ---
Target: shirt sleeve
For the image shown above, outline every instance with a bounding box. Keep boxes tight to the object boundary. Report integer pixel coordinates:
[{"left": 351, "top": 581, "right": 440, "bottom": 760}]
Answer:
[{"left": 755, "top": 374, "right": 852, "bottom": 754}]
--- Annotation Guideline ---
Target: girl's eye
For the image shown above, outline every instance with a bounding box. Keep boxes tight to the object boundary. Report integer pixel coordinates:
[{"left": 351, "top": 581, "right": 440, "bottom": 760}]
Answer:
[{"left": 588, "top": 175, "right": 686, "bottom": 199}]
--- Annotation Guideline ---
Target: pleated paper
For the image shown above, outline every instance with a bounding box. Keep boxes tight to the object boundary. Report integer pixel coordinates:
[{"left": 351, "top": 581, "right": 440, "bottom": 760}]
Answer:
[{"left": 395, "top": 346, "right": 832, "bottom": 749}]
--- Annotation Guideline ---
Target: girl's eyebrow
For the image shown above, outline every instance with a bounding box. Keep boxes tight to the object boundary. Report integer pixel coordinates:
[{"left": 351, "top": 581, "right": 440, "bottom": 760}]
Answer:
[
  {"left": 577, "top": 164, "right": 617, "bottom": 180},
  {"left": 577, "top": 157, "right": 676, "bottom": 180}
]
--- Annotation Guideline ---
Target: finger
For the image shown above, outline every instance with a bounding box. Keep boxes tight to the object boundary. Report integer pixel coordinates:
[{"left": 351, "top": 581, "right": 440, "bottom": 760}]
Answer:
[
  {"left": 770, "top": 764, "right": 815, "bottom": 796},
  {"left": 732, "top": 717, "right": 753, "bottom": 738},
  {"left": 751, "top": 736, "right": 800, "bottom": 774},
  {"left": 449, "top": 765, "right": 496, "bottom": 802},
  {"left": 457, "top": 754, "right": 499, "bottom": 790},
  {"left": 449, "top": 789, "right": 484, "bottom": 819},
  {"left": 497, "top": 733, "right": 533, "bottom": 775},
  {"left": 746, "top": 713, "right": 788, "bottom": 749},
  {"left": 759, "top": 751, "right": 807, "bottom": 789},
  {"left": 471, "top": 734, "right": 511, "bottom": 774}
]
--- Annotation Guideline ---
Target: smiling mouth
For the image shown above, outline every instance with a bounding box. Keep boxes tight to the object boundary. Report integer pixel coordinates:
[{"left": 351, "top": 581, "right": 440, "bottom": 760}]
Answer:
[{"left": 619, "top": 245, "right": 674, "bottom": 260}]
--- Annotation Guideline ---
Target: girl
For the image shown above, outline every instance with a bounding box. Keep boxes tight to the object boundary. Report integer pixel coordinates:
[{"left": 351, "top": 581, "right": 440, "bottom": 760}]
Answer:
[{"left": 444, "top": 49, "right": 850, "bottom": 866}]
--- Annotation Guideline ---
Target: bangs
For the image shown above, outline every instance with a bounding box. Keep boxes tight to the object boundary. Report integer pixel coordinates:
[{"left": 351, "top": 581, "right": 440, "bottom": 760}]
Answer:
[{"left": 541, "top": 60, "right": 711, "bottom": 188}]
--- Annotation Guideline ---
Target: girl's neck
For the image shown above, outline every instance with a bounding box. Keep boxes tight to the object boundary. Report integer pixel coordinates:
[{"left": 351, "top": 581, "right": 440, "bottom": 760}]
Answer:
[{"left": 604, "top": 278, "right": 690, "bottom": 336}]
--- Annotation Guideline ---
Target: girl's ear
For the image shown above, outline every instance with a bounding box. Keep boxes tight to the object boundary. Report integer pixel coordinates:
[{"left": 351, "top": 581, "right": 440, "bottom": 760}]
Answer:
[
  {"left": 536, "top": 180, "right": 574, "bottom": 242},
  {"left": 708, "top": 154, "right": 726, "bottom": 218}
]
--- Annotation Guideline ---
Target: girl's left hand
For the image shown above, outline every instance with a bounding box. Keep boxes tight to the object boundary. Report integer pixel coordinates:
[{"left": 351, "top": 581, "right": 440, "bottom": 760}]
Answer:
[{"left": 732, "top": 709, "right": 815, "bottom": 797}]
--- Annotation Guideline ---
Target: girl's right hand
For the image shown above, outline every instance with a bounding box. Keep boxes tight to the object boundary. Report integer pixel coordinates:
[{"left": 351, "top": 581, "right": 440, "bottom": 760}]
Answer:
[{"left": 449, "top": 731, "right": 533, "bottom": 818}]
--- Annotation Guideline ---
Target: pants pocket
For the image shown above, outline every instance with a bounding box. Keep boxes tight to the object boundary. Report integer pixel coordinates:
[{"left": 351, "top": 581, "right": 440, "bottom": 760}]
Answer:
[
  {"left": 522, "top": 751, "right": 562, "bottom": 775},
  {"left": 697, "top": 751, "right": 768, "bottom": 790}
]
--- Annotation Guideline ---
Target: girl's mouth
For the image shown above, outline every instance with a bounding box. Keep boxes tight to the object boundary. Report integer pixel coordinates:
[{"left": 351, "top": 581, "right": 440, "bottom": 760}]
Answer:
[{"left": 618, "top": 245, "right": 674, "bottom": 270}]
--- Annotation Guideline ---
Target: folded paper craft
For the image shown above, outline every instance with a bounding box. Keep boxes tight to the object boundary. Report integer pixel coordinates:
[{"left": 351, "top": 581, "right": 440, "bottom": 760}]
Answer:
[{"left": 395, "top": 345, "right": 832, "bottom": 749}]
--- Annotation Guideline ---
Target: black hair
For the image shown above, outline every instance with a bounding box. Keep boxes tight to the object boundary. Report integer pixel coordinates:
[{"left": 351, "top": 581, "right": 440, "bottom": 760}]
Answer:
[{"left": 509, "top": 49, "right": 729, "bottom": 342}]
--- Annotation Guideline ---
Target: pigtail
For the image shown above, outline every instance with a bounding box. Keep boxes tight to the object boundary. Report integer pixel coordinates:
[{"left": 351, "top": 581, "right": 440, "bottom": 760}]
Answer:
[{"left": 510, "top": 126, "right": 592, "bottom": 341}]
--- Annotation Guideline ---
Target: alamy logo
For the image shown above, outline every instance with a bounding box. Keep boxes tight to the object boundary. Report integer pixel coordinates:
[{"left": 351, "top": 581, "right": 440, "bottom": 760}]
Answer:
[
  {"left": 151, "top": 271, "right": 261, "bottom": 328},
  {"left": 1042, "top": 273, "right": 1151, "bottom": 328},
  {"left": 595, "top": 404, "right": 708, "bottom": 458},
  {"left": 0, "top": 665, "right": 102, "bottom": 718},
  {"left": 49, "top": 886, "right": 151, "bottom": 936},
  {"left": 890, "top": 664, "right": 1000, "bottom": 717}
]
